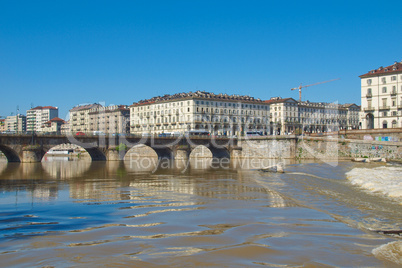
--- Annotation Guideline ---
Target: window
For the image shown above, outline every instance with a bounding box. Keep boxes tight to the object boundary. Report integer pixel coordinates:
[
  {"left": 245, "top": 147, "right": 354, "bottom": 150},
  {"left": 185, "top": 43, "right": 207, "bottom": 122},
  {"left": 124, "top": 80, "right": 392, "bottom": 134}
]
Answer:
[
  {"left": 367, "top": 79, "right": 372, "bottom": 85},
  {"left": 382, "top": 77, "right": 386, "bottom": 84},
  {"left": 382, "top": 87, "right": 387, "bottom": 93},
  {"left": 382, "top": 98, "right": 387, "bottom": 107},
  {"left": 367, "top": 88, "right": 372, "bottom": 95},
  {"left": 391, "top": 76, "right": 397, "bottom": 81}
]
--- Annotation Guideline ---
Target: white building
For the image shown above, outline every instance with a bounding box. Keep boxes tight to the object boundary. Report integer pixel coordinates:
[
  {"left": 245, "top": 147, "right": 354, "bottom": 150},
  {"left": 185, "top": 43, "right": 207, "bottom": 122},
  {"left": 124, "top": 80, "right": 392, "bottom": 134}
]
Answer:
[
  {"left": 343, "top": 103, "right": 361, "bottom": 130},
  {"left": 360, "top": 61, "right": 402, "bottom": 129},
  {"left": 264, "top": 97, "right": 299, "bottom": 134},
  {"left": 5, "top": 114, "right": 26, "bottom": 133},
  {"left": 26, "top": 106, "right": 58, "bottom": 132},
  {"left": 69, "top": 103, "right": 102, "bottom": 133},
  {"left": 88, "top": 105, "right": 130, "bottom": 134},
  {"left": 265, "top": 97, "right": 360, "bottom": 134},
  {"left": 130, "top": 91, "right": 270, "bottom": 136},
  {"left": 69, "top": 104, "right": 129, "bottom": 134}
]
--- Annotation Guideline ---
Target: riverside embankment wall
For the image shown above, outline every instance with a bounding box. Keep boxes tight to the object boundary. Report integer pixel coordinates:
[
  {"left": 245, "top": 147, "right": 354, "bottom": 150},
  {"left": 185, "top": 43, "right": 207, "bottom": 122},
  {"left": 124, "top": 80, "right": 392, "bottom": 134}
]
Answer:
[{"left": 238, "top": 136, "right": 402, "bottom": 160}]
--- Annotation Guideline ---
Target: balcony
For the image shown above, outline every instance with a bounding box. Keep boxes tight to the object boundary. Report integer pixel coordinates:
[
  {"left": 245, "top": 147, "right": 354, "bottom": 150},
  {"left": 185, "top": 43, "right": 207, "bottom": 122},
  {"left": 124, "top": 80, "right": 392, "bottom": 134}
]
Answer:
[
  {"left": 391, "top": 91, "right": 397, "bottom": 96},
  {"left": 363, "top": 107, "right": 374, "bottom": 112},
  {"left": 379, "top": 106, "right": 390, "bottom": 110},
  {"left": 366, "top": 93, "right": 372, "bottom": 98}
]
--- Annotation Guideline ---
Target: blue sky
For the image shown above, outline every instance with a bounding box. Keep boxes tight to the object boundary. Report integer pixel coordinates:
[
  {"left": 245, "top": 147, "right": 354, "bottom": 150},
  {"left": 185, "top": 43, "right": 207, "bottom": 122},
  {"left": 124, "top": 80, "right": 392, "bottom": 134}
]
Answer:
[{"left": 1, "top": 0, "right": 402, "bottom": 119}]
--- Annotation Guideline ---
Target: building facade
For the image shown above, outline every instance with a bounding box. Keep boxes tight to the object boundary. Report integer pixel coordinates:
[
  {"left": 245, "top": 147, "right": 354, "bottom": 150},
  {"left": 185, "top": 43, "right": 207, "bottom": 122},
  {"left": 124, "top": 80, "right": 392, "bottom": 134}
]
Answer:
[
  {"left": 360, "top": 61, "right": 402, "bottom": 129},
  {"left": 26, "top": 106, "right": 58, "bottom": 132},
  {"left": 41, "top": 117, "right": 66, "bottom": 134},
  {"left": 130, "top": 91, "right": 271, "bottom": 136},
  {"left": 69, "top": 104, "right": 129, "bottom": 134},
  {"left": 343, "top": 103, "right": 361, "bottom": 130},
  {"left": 265, "top": 97, "right": 360, "bottom": 134},
  {"left": 5, "top": 115, "right": 26, "bottom": 133},
  {"left": 69, "top": 104, "right": 102, "bottom": 133},
  {"left": 88, "top": 105, "right": 130, "bottom": 134},
  {"left": 61, "top": 121, "right": 70, "bottom": 134},
  {"left": 265, "top": 97, "right": 299, "bottom": 134},
  {"left": 0, "top": 119, "right": 5, "bottom": 133}
]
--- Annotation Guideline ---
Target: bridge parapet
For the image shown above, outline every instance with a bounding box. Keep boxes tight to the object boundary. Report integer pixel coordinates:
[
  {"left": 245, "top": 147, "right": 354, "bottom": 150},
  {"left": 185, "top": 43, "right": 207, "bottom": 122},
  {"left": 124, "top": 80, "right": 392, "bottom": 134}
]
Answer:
[{"left": 0, "top": 134, "right": 239, "bottom": 162}]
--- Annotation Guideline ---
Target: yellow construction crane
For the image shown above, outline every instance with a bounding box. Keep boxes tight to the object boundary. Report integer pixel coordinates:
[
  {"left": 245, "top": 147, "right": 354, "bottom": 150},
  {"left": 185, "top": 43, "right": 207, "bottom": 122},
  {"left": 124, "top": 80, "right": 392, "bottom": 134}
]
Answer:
[{"left": 291, "top": 78, "right": 340, "bottom": 102}]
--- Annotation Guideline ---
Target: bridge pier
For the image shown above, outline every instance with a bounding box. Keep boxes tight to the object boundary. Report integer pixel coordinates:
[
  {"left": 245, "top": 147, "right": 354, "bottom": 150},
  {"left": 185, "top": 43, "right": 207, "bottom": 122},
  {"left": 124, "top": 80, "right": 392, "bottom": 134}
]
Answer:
[
  {"left": 22, "top": 146, "right": 43, "bottom": 163},
  {"left": 107, "top": 146, "right": 125, "bottom": 161},
  {"left": 174, "top": 147, "right": 189, "bottom": 169},
  {"left": 230, "top": 146, "right": 242, "bottom": 159}
]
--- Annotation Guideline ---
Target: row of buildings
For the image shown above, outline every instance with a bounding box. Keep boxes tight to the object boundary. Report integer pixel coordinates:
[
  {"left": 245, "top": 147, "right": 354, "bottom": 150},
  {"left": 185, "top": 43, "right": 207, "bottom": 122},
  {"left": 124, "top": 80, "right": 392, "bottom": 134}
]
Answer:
[
  {"left": 0, "top": 106, "right": 65, "bottom": 134},
  {"left": 129, "top": 91, "right": 360, "bottom": 136},
  {"left": 1, "top": 60, "right": 401, "bottom": 135},
  {"left": 0, "top": 92, "right": 360, "bottom": 136}
]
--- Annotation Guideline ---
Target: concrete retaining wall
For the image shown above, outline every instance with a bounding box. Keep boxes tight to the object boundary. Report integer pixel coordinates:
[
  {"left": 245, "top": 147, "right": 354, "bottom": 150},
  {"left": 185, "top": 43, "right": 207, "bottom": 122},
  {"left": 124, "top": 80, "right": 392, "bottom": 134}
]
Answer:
[{"left": 238, "top": 136, "right": 402, "bottom": 160}]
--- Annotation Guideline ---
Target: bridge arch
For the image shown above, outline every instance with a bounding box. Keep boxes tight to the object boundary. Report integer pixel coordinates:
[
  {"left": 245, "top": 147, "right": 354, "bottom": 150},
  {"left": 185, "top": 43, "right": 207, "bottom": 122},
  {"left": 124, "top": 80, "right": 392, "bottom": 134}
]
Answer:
[
  {"left": 189, "top": 145, "right": 230, "bottom": 160},
  {"left": 42, "top": 144, "right": 106, "bottom": 162},
  {"left": 124, "top": 144, "right": 159, "bottom": 172},
  {"left": 189, "top": 145, "right": 212, "bottom": 159},
  {"left": 209, "top": 146, "right": 230, "bottom": 159},
  {"left": 189, "top": 145, "right": 213, "bottom": 169},
  {"left": 0, "top": 145, "right": 21, "bottom": 162}
]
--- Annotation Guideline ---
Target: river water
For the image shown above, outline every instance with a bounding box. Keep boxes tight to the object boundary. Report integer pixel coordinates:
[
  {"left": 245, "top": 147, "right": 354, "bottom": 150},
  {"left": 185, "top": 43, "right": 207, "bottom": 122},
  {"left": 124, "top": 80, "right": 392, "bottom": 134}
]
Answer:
[{"left": 0, "top": 158, "right": 401, "bottom": 267}]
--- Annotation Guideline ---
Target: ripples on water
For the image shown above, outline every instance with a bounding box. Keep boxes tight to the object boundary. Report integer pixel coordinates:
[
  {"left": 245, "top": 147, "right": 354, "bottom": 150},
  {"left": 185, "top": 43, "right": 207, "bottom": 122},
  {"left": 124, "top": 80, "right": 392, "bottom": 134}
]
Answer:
[{"left": 0, "top": 159, "right": 401, "bottom": 267}]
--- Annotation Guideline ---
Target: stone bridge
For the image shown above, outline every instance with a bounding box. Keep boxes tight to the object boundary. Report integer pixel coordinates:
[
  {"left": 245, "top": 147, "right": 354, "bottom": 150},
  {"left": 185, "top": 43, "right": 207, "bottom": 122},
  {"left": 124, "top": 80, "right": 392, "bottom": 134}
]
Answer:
[{"left": 0, "top": 134, "right": 239, "bottom": 163}]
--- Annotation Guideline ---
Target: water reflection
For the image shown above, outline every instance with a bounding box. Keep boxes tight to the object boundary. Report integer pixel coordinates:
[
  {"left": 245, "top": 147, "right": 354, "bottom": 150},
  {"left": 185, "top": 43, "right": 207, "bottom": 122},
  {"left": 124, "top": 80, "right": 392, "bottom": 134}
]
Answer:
[
  {"left": 0, "top": 160, "right": 400, "bottom": 267},
  {"left": 42, "top": 160, "right": 91, "bottom": 179},
  {"left": 0, "top": 160, "right": 291, "bottom": 206},
  {"left": 0, "top": 160, "right": 7, "bottom": 174},
  {"left": 124, "top": 145, "right": 159, "bottom": 172}
]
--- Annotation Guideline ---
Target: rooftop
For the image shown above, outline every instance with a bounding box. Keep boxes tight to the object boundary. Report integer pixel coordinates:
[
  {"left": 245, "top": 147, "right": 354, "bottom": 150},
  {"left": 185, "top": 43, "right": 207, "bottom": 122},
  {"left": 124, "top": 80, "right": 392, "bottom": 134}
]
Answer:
[
  {"left": 48, "top": 117, "right": 66, "bottom": 123},
  {"left": 131, "top": 91, "right": 265, "bottom": 106},
  {"left": 42, "top": 117, "right": 66, "bottom": 126},
  {"left": 264, "top": 97, "right": 297, "bottom": 104},
  {"left": 359, "top": 60, "right": 402, "bottom": 77},
  {"left": 69, "top": 103, "right": 102, "bottom": 112},
  {"left": 29, "top": 106, "right": 58, "bottom": 110}
]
